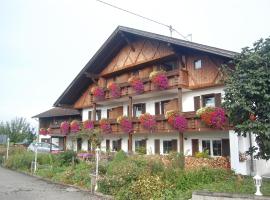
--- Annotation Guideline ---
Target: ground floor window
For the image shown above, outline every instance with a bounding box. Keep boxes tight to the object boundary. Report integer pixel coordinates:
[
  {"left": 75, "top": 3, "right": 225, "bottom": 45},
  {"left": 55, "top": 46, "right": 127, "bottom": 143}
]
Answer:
[
  {"left": 51, "top": 136, "right": 65, "bottom": 151},
  {"left": 135, "top": 140, "right": 146, "bottom": 154},
  {"left": 163, "top": 140, "right": 172, "bottom": 154},
  {"left": 202, "top": 140, "right": 211, "bottom": 155},
  {"left": 41, "top": 138, "right": 50, "bottom": 143},
  {"left": 77, "top": 138, "right": 82, "bottom": 151},
  {"left": 112, "top": 139, "right": 121, "bottom": 151},
  {"left": 213, "top": 140, "right": 222, "bottom": 156}
]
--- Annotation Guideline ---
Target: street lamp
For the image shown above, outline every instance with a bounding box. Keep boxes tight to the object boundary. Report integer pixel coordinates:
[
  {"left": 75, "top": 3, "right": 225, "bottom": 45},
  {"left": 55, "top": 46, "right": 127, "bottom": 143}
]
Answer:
[
  {"left": 253, "top": 174, "right": 263, "bottom": 196},
  {"left": 95, "top": 147, "right": 100, "bottom": 192}
]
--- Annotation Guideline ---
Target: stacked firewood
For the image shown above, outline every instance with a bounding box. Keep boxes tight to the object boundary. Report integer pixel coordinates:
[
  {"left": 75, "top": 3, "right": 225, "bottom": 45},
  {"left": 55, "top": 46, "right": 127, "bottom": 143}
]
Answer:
[{"left": 185, "top": 156, "right": 230, "bottom": 170}]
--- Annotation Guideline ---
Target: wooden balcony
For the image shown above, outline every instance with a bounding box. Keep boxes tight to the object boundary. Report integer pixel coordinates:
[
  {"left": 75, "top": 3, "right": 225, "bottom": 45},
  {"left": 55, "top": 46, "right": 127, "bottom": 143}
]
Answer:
[{"left": 91, "top": 69, "right": 189, "bottom": 104}]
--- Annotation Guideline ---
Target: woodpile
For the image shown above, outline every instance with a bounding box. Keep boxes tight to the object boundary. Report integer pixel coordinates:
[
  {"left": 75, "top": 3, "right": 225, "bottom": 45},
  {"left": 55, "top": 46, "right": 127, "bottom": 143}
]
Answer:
[{"left": 185, "top": 156, "right": 230, "bottom": 170}]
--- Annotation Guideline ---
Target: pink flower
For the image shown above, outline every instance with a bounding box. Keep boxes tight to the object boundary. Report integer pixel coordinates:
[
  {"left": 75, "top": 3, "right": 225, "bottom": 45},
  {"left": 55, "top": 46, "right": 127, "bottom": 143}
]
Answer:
[
  {"left": 107, "top": 82, "right": 121, "bottom": 98},
  {"left": 139, "top": 113, "right": 156, "bottom": 131},
  {"left": 128, "top": 77, "right": 144, "bottom": 94},
  {"left": 83, "top": 120, "right": 94, "bottom": 130},
  {"left": 91, "top": 86, "right": 105, "bottom": 99},
  {"left": 39, "top": 128, "right": 48, "bottom": 135},
  {"left": 99, "top": 119, "right": 112, "bottom": 134},
  {"left": 210, "top": 108, "right": 226, "bottom": 129},
  {"left": 117, "top": 116, "right": 133, "bottom": 133},
  {"left": 70, "top": 120, "right": 80, "bottom": 133},
  {"left": 149, "top": 71, "right": 169, "bottom": 89},
  {"left": 60, "top": 121, "right": 69, "bottom": 135},
  {"left": 173, "top": 115, "right": 188, "bottom": 132}
]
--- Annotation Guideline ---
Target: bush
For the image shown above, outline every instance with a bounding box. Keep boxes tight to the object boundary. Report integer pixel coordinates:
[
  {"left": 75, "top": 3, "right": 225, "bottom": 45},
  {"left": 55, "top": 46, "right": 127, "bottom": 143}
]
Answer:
[
  {"left": 167, "top": 152, "right": 185, "bottom": 169},
  {"left": 57, "top": 150, "right": 78, "bottom": 166},
  {"left": 195, "top": 150, "right": 210, "bottom": 158}
]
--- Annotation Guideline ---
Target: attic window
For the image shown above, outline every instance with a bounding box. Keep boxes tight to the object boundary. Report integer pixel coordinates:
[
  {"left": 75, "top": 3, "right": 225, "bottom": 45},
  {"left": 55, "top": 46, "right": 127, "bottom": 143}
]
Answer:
[{"left": 194, "top": 59, "right": 202, "bottom": 69}]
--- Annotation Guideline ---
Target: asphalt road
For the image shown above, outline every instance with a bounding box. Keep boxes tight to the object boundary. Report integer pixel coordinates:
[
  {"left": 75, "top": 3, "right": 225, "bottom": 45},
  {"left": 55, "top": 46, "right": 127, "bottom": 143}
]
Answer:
[{"left": 0, "top": 167, "right": 105, "bottom": 200}]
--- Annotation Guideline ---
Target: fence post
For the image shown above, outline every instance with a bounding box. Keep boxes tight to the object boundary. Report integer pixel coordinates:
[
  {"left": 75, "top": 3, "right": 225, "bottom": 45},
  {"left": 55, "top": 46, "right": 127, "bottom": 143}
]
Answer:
[
  {"left": 95, "top": 147, "right": 100, "bottom": 191},
  {"left": 34, "top": 143, "right": 38, "bottom": 173},
  {"left": 6, "top": 138, "right": 10, "bottom": 160}
]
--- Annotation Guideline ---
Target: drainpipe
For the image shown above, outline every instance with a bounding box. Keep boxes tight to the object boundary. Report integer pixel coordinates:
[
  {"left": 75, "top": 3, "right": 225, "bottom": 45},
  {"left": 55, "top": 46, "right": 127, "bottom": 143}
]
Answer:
[{"left": 249, "top": 132, "right": 254, "bottom": 175}]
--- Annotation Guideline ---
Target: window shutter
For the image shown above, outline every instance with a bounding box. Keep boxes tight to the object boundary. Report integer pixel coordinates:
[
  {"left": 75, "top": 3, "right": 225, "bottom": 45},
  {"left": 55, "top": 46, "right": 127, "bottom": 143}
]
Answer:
[
  {"left": 194, "top": 96, "right": 201, "bottom": 111},
  {"left": 88, "top": 111, "right": 92, "bottom": 120},
  {"left": 215, "top": 93, "right": 222, "bottom": 107},
  {"left": 142, "top": 103, "right": 146, "bottom": 114},
  {"left": 172, "top": 139, "right": 178, "bottom": 152},
  {"left": 155, "top": 102, "right": 160, "bottom": 115}
]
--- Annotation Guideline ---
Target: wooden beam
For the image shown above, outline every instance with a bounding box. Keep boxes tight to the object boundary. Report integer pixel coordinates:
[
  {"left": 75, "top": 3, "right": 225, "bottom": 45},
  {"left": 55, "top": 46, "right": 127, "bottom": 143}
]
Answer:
[
  {"left": 92, "top": 103, "right": 96, "bottom": 122},
  {"left": 177, "top": 88, "right": 183, "bottom": 113},
  {"left": 179, "top": 132, "right": 184, "bottom": 154},
  {"left": 120, "top": 31, "right": 135, "bottom": 52},
  {"left": 85, "top": 72, "right": 100, "bottom": 84}
]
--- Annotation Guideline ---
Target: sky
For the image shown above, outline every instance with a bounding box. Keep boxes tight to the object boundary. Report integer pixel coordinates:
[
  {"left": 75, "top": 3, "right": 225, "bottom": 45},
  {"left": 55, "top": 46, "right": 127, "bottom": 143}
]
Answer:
[{"left": 0, "top": 0, "right": 270, "bottom": 128}]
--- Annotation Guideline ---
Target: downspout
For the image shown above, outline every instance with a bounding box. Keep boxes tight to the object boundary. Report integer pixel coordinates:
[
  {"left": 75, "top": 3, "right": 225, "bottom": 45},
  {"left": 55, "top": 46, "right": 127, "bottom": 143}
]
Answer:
[{"left": 248, "top": 132, "right": 254, "bottom": 175}]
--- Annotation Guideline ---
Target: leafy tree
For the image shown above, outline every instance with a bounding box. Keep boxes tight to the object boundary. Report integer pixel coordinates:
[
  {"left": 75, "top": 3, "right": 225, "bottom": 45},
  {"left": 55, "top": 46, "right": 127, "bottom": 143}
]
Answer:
[
  {"left": 223, "top": 38, "right": 270, "bottom": 159},
  {"left": 0, "top": 117, "right": 36, "bottom": 143}
]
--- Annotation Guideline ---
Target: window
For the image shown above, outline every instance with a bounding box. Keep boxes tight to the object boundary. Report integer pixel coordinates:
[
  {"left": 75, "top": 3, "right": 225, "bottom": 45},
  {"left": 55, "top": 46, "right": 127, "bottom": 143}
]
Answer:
[
  {"left": 194, "top": 59, "right": 202, "bottom": 69},
  {"left": 77, "top": 138, "right": 82, "bottom": 151},
  {"left": 158, "top": 60, "right": 178, "bottom": 71},
  {"left": 213, "top": 140, "right": 222, "bottom": 156},
  {"left": 202, "top": 140, "right": 211, "bottom": 155},
  {"left": 96, "top": 110, "right": 101, "bottom": 120},
  {"left": 133, "top": 103, "right": 146, "bottom": 117},
  {"left": 112, "top": 139, "right": 121, "bottom": 151},
  {"left": 88, "top": 140, "right": 92, "bottom": 151},
  {"left": 163, "top": 140, "right": 173, "bottom": 154},
  {"left": 135, "top": 140, "right": 146, "bottom": 154},
  {"left": 202, "top": 95, "right": 215, "bottom": 107},
  {"left": 155, "top": 100, "right": 169, "bottom": 115}
]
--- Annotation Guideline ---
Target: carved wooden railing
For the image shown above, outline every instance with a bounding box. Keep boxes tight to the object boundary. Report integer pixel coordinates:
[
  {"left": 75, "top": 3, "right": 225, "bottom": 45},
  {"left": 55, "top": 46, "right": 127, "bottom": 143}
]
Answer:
[{"left": 90, "top": 69, "right": 189, "bottom": 103}]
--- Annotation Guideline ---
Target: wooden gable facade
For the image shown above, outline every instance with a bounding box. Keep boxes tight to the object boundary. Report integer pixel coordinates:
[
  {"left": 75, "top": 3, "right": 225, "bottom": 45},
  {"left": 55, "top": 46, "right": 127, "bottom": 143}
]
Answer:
[{"left": 73, "top": 37, "right": 227, "bottom": 109}]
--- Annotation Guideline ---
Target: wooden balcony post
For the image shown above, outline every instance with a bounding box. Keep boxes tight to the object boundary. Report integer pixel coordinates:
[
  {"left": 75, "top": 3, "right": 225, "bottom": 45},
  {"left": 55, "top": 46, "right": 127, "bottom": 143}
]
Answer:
[
  {"left": 92, "top": 103, "right": 96, "bottom": 122},
  {"left": 178, "top": 88, "right": 183, "bottom": 113},
  {"left": 128, "top": 96, "right": 133, "bottom": 152},
  {"left": 179, "top": 132, "right": 184, "bottom": 154}
]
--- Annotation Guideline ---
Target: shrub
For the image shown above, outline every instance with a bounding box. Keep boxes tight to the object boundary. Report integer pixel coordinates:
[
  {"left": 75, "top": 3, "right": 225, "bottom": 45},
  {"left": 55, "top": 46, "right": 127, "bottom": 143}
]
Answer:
[
  {"left": 57, "top": 150, "right": 78, "bottom": 166},
  {"left": 167, "top": 152, "right": 185, "bottom": 169},
  {"left": 195, "top": 150, "right": 210, "bottom": 158}
]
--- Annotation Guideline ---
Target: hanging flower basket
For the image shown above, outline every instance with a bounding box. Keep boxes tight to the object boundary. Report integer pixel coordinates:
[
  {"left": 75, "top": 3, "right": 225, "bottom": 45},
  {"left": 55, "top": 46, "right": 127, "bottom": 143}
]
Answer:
[
  {"left": 99, "top": 119, "right": 112, "bottom": 134},
  {"left": 47, "top": 128, "right": 52, "bottom": 134},
  {"left": 60, "top": 121, "right": 70, "bottom": 135},
  {"left": 196, "top": 107, "right": 226, "bottom": 129},
  {"left": 139, "top": 113, "right": 156, "bottom": 131},
  {"left": 107, "top": 82, "right": 121, "bottom": 98},
  {"left": 149, "top": 70, "right": 168, "bottom": 89},
  {"left": 91, "top": 86, "right": 105, "bottom": 100},
  {"left": 83, "top": 120, "right": 94, "bottom": 130},
  {"left": 165, "top": 110, "right": 187, "bottom": 132},
  {"left": 117, "top": 116, "right": 133, "bottom": 133},
  {"left": 39, "top": 128, "right": 48, "bottom": 135},
  {"left": 128, "top": 76, "right": 144, "bottom": 94},
  {"left": 70, "top": 120, "right": 80, "bottom": 133}
]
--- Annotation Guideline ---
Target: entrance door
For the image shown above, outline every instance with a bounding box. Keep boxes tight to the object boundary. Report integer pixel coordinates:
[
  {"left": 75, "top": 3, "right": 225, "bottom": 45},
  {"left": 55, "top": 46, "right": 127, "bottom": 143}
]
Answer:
[
  {"left": 154, "top": 139, "right": 160, "bottom": 154},
  {"left": 191, "top": 139, "right": 199, "bottom": 156},
  {"left": 222, "top": 139, "right": 230, "bottom": 156}
]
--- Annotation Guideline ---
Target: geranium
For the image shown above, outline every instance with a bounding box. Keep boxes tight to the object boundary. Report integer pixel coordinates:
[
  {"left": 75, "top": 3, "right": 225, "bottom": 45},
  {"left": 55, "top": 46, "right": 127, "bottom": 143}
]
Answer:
[
  {"left": 83, "top": 120, "right": 94, "bottom": 130},
  {"left": 99, "top": 119, "right": 112, "bottom": 134},
  {"left": 70, "top": 120, "right": 80, "bottom": 133},
  {"left": 166, "top": 110, "right": 187, "bottom": 132},
  {"left": 39, "top": 128, "right": 48, "bottom": 135},
  {"left": 91, "top": 86, "right": 105, "bottom": 100},
  {"left": 139, "top": 113, "right": 156, "bottom": 131},
  {"left": 197, "top": 107, "right": 226, "bottom": 129},
  {"left": 60, "top": 121, "right": 70, "bottom": 135},
  {"left": 149, "top": 70, "right": 168, "bottom": 89},
  {"left": 107, "top": 82, "right": 121, "bottom": 98},
  {"left": 128, "top": 76, "right": 144, "bottom": 94},
  {"left": 117, "top": 116, "right": 133, "bottom": 133}
]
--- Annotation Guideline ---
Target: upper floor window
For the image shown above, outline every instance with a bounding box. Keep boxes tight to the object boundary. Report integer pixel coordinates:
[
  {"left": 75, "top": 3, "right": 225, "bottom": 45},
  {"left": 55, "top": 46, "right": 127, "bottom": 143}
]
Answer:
[
  {"left": 203, "top": 95, "right": 215, "bottom": 107},
  {"left": 133, "top": 103, "right": 146, "bottom": 117},
  {"left": 194, "top": 59, "right": 202, "bottom": 69},
  {"left": 158, "top": 60, "right": 178, "bottom": 72},
  {"left": 96, "top": 110, "right": 101, "bottom": 121},
  {"left": 155, "top": 100, "right": 169, "bottom": 115}
]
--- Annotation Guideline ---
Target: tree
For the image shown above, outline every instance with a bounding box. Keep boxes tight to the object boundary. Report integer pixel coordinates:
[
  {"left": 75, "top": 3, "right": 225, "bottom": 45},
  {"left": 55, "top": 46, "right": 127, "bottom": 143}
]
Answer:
[
  {"left": 223, "top": 38, "right": 270, "bottom": 159},
  {"left": 0, "top": 117, "right": 36, "bottom": 143}
]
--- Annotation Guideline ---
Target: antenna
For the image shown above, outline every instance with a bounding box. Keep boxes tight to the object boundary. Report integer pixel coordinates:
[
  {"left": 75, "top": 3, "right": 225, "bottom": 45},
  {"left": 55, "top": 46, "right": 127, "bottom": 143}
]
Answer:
[{"left": 96, "top": 0, "right": 192, "bottom": 41}]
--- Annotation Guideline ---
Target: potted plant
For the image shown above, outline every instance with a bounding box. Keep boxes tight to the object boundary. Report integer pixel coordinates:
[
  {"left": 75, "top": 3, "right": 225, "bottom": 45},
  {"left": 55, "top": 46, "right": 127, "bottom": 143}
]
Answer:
[
  {"left": 91, "top": 86, "right": 105, "bottom": 100},
  {"left": 39, "top": 128, "right": 48, "bottom": 135},
  {"left": 107, "top": 82, "right": 121, "bottom": 98},
  {"left": 139, "top": 113, "right": 156, "bottom": 131},
  {"left": 117, "top": 116, "right": 133, "bottom": 133},
  {"left": 196, "top": 107, "right": 226, "bottom": 129},
  {"left": 83, "top": 120, "right": 94, "bottom": 130},
  {"left": 166, "top": 110, "right": 188, "bottom": 132},
  {"left": 70, "top": 120, "right": 80, "bottom": 133},
  {"left": 99, "top": 119, "right": 112, "bottom": 134},
  {"left": 60, "top": 121, "right": 70, "bottom": 135},
  {"left": 128, "top": 76, "right": 144, "bottom": 94},
  {"left": 149, "top": 70, "right": 168, "bottom": 89}
]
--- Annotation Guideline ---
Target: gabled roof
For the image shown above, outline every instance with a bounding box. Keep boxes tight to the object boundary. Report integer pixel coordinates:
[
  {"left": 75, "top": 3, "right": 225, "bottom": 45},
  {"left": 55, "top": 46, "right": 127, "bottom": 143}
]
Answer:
[
  {"left": 54, "top": 26, "right": 237, "bottom": 107},
  {"left": 33, "top": 107, "right": 80, "bottom": 119}
]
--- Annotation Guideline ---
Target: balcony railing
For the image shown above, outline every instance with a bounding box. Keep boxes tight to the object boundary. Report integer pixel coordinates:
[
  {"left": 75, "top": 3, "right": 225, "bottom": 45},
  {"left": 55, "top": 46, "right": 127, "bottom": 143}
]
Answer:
[
  {"left": 91, "top": 69, "right": 189, "bottom": 103},
  {"left": 47, "top": 112, "right": 229, "bottom": 135}
]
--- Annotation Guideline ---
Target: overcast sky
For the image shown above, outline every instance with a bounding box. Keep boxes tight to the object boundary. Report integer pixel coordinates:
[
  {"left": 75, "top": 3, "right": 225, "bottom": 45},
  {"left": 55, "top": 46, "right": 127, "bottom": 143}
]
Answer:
[{"left": 0, "top": 0, "right": 269, "bottom": 128}]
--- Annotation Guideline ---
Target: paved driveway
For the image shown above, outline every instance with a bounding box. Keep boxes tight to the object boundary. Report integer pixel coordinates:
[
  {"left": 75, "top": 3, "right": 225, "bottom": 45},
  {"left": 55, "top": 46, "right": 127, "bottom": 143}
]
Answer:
[{"left": 0, "top": 167, "right": 105, "bottom": 200}]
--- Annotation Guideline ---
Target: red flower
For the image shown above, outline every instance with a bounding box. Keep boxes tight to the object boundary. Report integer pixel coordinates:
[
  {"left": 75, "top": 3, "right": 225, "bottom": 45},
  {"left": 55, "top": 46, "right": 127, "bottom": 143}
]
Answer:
[
  {"left": 83, "top": 120, "right": 94, "bottom": 130},
  {"left": 60, "top": 121, "right": 69, "bottom": 135},
  {"left": 70, "top": 120, "right": 80, "bottom": 133},
  {"left": 99, "top": 119, "right": 112, "bottom": 134},
  {"left": 139, "top": 113, "right": 156, "bottom": 131},
  {"left": 107, "top": 82, "right": 121, "bottom": 98},
  {"left": 91, "top": 86, "right": 105, "bottom": 100},
  {"left": 39, "top": 128, "right": 48, "bottom": 135}
]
